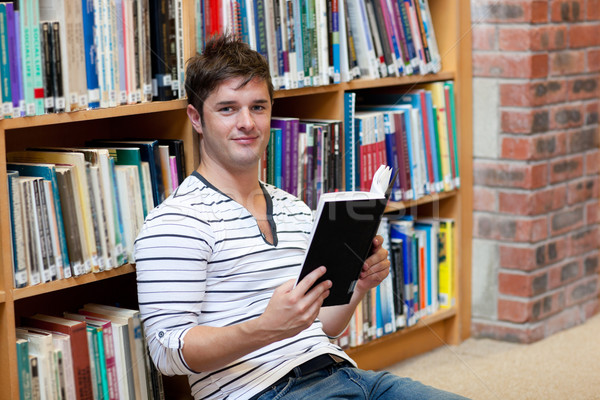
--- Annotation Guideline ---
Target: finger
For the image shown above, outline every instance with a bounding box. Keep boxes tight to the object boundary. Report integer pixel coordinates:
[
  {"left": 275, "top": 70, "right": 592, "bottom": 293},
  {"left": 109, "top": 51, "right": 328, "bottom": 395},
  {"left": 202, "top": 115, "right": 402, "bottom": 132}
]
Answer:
[{"left": 295, "top": 266, "right": 327, "bottom": 295}]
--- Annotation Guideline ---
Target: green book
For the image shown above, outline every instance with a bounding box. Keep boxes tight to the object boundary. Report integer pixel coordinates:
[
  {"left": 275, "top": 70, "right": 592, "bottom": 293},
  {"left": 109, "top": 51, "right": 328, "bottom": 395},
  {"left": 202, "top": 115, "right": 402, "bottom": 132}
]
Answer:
[{"left": 16, "top": 339, "right": 33, "bottom": 400}]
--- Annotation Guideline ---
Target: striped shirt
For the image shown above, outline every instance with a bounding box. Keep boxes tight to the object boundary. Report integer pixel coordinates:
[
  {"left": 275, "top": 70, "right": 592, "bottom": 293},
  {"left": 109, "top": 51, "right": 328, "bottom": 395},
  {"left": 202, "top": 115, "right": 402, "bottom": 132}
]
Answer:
[{"left": 134, "top": 172, "right": 354, "bottom": 400}]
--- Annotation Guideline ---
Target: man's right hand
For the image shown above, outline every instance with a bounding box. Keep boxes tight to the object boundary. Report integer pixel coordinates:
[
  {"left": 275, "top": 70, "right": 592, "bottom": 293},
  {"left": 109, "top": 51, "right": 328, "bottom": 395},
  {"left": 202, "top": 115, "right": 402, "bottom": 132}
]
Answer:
[{"left": 258, "top": 266, "right": 332, "bottom": 342}]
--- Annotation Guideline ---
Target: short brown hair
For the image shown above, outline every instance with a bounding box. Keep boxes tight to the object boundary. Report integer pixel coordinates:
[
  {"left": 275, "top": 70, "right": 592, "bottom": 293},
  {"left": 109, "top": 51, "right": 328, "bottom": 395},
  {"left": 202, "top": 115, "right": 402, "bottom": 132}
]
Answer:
[{"left": 185, "top": 35, "right": 274, "bottom": 120}]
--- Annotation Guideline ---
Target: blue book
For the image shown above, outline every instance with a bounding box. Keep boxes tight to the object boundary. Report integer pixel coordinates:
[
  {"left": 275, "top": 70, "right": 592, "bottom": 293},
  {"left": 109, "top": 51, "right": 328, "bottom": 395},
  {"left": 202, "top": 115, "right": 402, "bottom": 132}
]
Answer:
[
  {"left": 344, "top": 92, "right": 357, "bottom": 191},
  {"left": 383, "top": 115, "right": 401, "bottom": 202},
  {"left": 292, "top": 0, "right": 305, "bottom": 87},
  {"left": 389, "top": 221, "right": 415, "bottom": 326},
  {"left": 7, "top": 162, "right": 71, "bottom": 276},
  {"left": 273, "top": 127, "right": 283, "bottom": 189},
  {"left": 81, "top": 0, "right": 100, "bottom": 108}
]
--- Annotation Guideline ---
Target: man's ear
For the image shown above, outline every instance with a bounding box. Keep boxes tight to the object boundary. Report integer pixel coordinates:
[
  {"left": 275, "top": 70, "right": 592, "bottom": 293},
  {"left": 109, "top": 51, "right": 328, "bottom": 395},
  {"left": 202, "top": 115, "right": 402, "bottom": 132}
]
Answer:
[{"left": 187, "top": 104, "right": 203, "bottom": 134}]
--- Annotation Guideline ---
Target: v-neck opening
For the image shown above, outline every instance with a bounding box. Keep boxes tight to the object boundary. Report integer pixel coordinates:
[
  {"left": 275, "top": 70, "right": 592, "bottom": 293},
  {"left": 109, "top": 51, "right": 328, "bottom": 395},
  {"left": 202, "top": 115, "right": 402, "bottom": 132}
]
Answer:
[{"left": 192, "top": 171, "right": 278, "bottom": 246}]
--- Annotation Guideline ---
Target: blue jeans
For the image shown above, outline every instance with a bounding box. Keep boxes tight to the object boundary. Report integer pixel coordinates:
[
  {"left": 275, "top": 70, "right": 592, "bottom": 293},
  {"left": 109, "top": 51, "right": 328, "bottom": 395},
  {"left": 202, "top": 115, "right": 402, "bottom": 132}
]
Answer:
[{"left": 252, "top": 364, "right": 470, "bottom": 400}]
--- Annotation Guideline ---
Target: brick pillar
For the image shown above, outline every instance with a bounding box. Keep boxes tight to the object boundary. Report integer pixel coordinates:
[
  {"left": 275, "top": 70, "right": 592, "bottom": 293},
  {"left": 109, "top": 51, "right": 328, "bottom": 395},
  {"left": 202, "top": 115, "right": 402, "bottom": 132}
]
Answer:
[{"left": 470, "top": 0, "right": 600, "bottom": 343}]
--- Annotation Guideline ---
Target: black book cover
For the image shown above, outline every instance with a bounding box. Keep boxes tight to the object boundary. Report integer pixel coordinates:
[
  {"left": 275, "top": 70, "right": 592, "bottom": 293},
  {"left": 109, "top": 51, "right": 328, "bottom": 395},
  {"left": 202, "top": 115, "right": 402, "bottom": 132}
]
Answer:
[{"left": 297, "top": 166, "right": 397, "bottom": 306}]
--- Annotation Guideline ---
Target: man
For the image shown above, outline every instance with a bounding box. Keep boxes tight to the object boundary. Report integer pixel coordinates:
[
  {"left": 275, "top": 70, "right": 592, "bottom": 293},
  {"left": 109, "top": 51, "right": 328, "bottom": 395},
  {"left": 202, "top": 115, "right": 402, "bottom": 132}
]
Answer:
[{"left": 134, "top": 35, "right": 468, "bottom": 400}]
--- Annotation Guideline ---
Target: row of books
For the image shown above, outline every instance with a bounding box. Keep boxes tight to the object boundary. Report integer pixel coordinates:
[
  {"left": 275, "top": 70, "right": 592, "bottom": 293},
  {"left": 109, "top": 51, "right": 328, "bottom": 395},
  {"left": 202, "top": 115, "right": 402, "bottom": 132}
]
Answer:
[
  {"left": 16, "top": 304, "right": 163, "bottom": 400},
  {"left": 197, "top": 0, "right": 441, "bottom": 90},
  {"left": 260, "top": 80, "right": 459, "bottom": 210},
  {"left": 334, "top": 216, "right": 456, "bottom": 349},
  {"left": 0, "top": 0, "right": 184, "bottom": 119},
  {"left": 8, "top": 138, "right": 186, "bottom": 289}
]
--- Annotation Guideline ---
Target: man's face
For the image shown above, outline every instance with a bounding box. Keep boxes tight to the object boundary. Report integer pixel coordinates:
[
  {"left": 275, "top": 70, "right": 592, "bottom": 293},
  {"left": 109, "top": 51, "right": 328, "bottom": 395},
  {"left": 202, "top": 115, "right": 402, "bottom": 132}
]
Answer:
[{"left": 195, "top": 77, "right": 272, "bottom": 173}]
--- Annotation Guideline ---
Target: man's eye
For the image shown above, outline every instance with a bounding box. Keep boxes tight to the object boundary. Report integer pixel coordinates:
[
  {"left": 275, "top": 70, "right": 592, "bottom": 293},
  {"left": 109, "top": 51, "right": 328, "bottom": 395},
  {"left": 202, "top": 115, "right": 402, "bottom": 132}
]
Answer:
[{"left": 219, "top": 107, "right": 234, "bottom": 112}]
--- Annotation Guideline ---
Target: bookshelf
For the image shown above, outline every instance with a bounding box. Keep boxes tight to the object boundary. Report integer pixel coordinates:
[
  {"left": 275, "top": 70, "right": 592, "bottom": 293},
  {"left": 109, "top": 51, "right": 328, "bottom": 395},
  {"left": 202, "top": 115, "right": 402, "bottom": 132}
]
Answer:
[{"left": 0, "top": 0, "right": 472, "bottom": 398}]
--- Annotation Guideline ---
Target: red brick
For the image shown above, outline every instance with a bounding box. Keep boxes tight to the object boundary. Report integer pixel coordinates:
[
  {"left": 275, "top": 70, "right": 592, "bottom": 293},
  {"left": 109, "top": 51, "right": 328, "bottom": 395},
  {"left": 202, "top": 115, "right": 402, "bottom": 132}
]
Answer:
[
  {"left": 530, "top": 25, "right": 568, "bottom": 51},
  {"left": 473, "top": 187, "right": 497, "bottom": 212},
  {"left": 473, "top": 53, "right": 548, "bottom": 79},
  {"left": 567, "top": 77, "right": 600, "bottom": 101},
  {"left": 498, "top": 298, "right": 532, "bottom": 323},
  {"left": 500, "top": 245, "right": 538, "bottom": 270},
  {"left": 499, "top": 271, "right": 549, "bottom": 297},
  {"left": 543, "top": 307, "right": 584, "bottom": 336},
  {"left": 533, "top": 292, "right": 566, "bottom": 321},
  {"left": 498, "top": 27, "right": 530, "bottom": 51},
  {"left": 567, "top": 177, "right": 599, "bottom": 205},
  {"left": 474, "top": 214, "right": 539, "bottom": 242},
  {"left": 500, "top": 81, "right": 567, "bottom": 107},
  {"left": 584, "top": 100, "right": 599, "bottom": 124},
  {"left": 569, "top": 227, "right": 600, "bottom": 256},
  {"left": 498, "top": 191, "right": 531, "bottom": 215},
  {"left": 586, "top": 202, "right": 600, "bottom": 225},
  {"left": 501, "top": 133, "right": 566, "bottom": 161},
  {"left": 533, "top": 186, "right": 568, "bottom": 214},
  {"left": 501, "top": 109, "right": 550, "bottom": 134},
  {"left": 499, "top": 186, "right": 567, "bottom": 216},
  {"left": 549, "top": 259, "right": 582, "bottom": 289},
  {"left": 501, "top": 136, "right": 532, "bottom": 160},
  {"left": 588, "top": 0, "right": 600, "bottom": 20},
  {"left": 566, "top": 276, "right": 599, "bottom": 306},
  {"left": 551, "top": 0, "right": 585, "bottom": 22},
  {"left": 532, "top": 1, "right": 550, "bottom": 23},
  {"left": 568, "top": 128, "right": 599, "bottom": 153},
  {"left": 550, "top": 104, "right": 585, "bottom": 129},
  {"left": 531, "top": 217, "right": 549, "bottom": 242},
  {"left": 585, "top": 150, "right": 600, "bottom": 174},
  {"left": 589, "top": 49, "right": 600, "bottom": 72},
  {"left": 550, "top": 206, "right": 585, "bottom": 236},
  {"left": 582, "top": 299, "right": 600, "bottom": 318},
  {"left": 550, "top": 155, "right": 584, "bottom": 183},
  {"left": 472, "top": 25, "right": 497, "bottom": 51},
  {"left": 471, "top": 320, "right": 545, "bottom": 343},
  {"left": 473, "top": 161, "right": 548, "bottom": 189},
  {"left": 549, "top": 50, "right": 587, "bottom": 76},
  {"left": 569, "top": 24, "right": 600, "bottom": 47},
  {"left": 472, "top": 1, "right": 534, "bottom": 23}
]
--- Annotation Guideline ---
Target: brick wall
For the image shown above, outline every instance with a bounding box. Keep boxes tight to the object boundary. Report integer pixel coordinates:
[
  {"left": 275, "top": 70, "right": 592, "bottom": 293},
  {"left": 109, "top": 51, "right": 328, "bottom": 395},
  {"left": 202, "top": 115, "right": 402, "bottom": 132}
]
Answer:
[{"left": 470, "top": 0, "right": 599, "bottom": 343}]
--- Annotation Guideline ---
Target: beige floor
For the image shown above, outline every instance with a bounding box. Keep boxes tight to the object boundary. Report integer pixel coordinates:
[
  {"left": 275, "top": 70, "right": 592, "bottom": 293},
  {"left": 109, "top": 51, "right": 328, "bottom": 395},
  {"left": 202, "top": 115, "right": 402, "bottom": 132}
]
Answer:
[{"left": 386, "top": 313, "right": 600, "bottom": 400}]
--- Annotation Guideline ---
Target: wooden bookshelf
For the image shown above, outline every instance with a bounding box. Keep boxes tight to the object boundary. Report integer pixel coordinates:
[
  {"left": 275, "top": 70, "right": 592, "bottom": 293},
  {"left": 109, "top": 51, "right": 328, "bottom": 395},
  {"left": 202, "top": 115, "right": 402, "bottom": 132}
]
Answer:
[{"left": 0, "top": 0, "right": 472, "bottom": 398}]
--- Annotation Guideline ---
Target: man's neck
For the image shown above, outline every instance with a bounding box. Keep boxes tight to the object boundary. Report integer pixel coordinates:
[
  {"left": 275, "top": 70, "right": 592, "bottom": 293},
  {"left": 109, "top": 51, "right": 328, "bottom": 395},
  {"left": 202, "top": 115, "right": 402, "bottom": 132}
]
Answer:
[{"left": 196, "top": 162, "right": 262, "bottom": 208}]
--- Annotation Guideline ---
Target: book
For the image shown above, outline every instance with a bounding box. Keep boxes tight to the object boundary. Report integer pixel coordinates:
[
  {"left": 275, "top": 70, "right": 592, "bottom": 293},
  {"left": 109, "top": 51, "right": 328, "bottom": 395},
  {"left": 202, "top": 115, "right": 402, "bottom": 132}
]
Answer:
[
  {"left": 63, "top": 312, "right": 120, "bottom": 400},
  {"left": 296, "top": 164, "right": 397, "bottom": 306},
  {"left": 16, "top": 338, "right": 33, "bottom": 400},
  {"left": 15, "top": 328, "right": 56, "bottom": 400},
  {"left": 8, "top": 170, "right": 28, "bottom": 288},
  {"left": 7, "top": 162, "right": 71, "bottom": 277},
  {"left": 21, "top": 314, "right": 94, "bottom": 400}
]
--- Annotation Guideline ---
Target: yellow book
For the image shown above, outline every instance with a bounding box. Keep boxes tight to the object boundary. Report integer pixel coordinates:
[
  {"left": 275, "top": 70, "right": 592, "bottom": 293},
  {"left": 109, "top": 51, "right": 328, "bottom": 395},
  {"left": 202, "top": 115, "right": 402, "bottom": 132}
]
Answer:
[
  {"left": 424, "top": 82, "right": 453, "bottom": 191},
  {"left": 7, "top": 151, "right": 99, "bottom": 274},
  {"left": 438, "top": 219, "right": 455, "bottom": 309}
]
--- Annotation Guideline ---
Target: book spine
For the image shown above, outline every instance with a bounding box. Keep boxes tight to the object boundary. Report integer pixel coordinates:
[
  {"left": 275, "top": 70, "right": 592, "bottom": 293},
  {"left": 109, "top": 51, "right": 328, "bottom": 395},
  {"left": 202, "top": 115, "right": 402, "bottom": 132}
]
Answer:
[
  {"left": 0, "top": 4, "right": 14, "bottom": 118},
  {"left": 6, "top": 3, "right": 23, "bottom": 117},
  {"left": 81, "top": 0, "right": 100, "bottom": 108},
  {"left": 8, "top": 172, "right": 29, "bottom": 288}
]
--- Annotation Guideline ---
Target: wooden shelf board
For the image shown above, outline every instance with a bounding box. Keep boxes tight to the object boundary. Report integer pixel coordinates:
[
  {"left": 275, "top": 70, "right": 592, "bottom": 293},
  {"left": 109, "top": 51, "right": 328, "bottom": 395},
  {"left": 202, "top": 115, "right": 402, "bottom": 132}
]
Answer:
[
  {"left": 385, "top": 189, "right": 458, "bottom": 212},
  {"left": 12, "top": 264, "right": 136, "bottom": 300},
  {"left": 273, "top": 72, "right": 456, "bottom": 99},
  {"left": 0, "top": 290, "right": 5, "bottom": 303},
  {"left": 1, "top": 100, "right": 188, "bottom": 130},
  {"left": 345, "top": 307, "right": 457, "bottom": 370}
]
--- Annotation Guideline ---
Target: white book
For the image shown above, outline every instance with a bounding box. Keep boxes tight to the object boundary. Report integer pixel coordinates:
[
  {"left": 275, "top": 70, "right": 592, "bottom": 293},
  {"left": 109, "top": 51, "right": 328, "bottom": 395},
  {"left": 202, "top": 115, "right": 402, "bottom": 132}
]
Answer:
[
  {"left": 82, "top": 304, "right": 150, "bottom": 400},
  {"left": 42, "top": 180, "right": 65, "bottom": 280},
  {"left": 345, "top": 0, "right": 379, "bottom": 79},
  {"left": 16, "top": 328, "right": 55, "bottom": 400}
]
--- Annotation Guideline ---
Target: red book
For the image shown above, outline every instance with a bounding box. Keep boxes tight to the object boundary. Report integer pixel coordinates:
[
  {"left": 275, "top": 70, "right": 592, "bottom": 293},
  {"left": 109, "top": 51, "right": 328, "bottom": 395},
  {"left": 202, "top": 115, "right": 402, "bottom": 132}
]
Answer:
[{"left": 22, "top": 314, "right": 93, "bottom": 400}]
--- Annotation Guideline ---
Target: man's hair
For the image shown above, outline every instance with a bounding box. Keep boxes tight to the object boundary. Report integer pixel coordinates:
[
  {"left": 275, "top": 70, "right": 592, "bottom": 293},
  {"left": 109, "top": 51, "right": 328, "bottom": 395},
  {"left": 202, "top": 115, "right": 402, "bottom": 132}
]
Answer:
[{"left": 185, "top": 35, "right": 274, "bottom": 120}]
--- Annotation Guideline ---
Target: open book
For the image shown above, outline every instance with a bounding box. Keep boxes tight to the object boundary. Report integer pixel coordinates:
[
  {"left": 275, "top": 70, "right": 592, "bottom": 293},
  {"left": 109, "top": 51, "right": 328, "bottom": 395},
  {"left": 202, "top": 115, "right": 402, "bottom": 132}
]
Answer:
[{"left": 297, "top": 165, "right": 397, "bottom": 306}]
